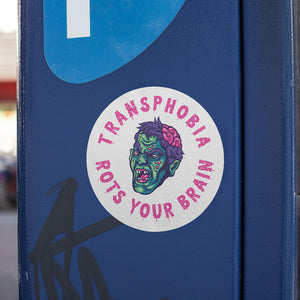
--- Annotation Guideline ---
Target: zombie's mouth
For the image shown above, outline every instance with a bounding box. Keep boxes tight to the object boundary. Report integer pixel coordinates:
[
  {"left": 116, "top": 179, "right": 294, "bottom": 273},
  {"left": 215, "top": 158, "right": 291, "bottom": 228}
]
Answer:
[{"left": 136, "top": 168, "right": 149, "bottom": 183}]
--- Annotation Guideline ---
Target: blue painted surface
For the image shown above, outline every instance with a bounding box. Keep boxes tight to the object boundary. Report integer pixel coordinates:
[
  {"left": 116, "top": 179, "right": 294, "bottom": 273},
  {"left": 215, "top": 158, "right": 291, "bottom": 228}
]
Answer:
[
  {"left": 242, "top": 0, "right": 297, "bottom": 298},
  {"left": 44, "top": 0, "right": 185, "bottom": 83},
  {"left": 19, "top": 0, "right": 242, "bottom": 299}
]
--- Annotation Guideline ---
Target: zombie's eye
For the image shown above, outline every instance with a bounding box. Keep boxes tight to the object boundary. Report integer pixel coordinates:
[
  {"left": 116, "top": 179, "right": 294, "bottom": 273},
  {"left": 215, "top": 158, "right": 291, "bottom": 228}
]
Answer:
[
  {"left": 134, "top": 151, "right": 139, "bottom": 156},
  {"left": 151, "top": 154, "right": 159, "bottom": 159}
]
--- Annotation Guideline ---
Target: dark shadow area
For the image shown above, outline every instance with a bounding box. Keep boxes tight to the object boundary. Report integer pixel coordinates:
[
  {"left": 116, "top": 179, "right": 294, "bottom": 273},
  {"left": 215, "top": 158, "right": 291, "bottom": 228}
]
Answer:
[{"left": 0, "top": 153, "right": 16, "bottom": 210}]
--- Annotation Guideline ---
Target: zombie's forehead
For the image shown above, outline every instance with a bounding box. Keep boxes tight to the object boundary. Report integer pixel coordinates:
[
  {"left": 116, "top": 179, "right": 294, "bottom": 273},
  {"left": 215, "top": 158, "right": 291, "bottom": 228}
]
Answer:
[
  {"left": 134, "top": 133, "right": 164, "bottom": 154},
  {"left": 137, "top": 133, "right": 157, "bottom": 145}
]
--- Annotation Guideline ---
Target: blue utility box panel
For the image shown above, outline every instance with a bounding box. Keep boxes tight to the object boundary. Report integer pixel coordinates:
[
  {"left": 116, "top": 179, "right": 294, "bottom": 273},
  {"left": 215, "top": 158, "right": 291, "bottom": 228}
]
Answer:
[{"left": 18, "top": 0, "right": 296, "bottom": 299}]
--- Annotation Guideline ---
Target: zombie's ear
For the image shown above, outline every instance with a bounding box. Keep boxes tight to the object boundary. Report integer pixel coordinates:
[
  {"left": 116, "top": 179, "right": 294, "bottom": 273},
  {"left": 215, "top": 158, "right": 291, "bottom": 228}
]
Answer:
[
  {"left": 129, "top": 149, "right": 134, "bottom": 159},
  {"left": 169, "top": 160, "right": 180, "bottom": 176}
]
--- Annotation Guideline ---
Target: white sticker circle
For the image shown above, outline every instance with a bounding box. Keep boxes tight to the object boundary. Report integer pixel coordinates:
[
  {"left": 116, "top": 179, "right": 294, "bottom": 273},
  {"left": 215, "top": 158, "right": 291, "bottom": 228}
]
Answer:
[{"left": 87, "top": 87, "right": 224, "bottom": 232}]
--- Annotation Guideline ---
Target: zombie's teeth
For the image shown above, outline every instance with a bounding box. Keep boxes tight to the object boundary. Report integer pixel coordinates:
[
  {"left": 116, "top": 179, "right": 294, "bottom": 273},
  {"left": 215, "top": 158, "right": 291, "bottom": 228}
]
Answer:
[
  {"left": 136, "top": 169, "right": 149, "bottom": 175},
  {"left": 136, "top": 168, "right": 150, "bottom": 183}
]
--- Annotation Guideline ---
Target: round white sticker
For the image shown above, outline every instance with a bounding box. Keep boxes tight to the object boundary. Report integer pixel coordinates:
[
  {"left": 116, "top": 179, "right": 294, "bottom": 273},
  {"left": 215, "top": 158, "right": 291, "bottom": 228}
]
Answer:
[{"left": 87, "top": 87, "right": 224, "bottom": 232}]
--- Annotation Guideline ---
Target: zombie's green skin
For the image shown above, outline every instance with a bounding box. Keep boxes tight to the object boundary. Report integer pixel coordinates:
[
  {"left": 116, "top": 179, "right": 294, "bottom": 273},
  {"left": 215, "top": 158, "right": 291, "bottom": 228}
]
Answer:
[{"left": 129, "top": 133, "right": 179, "bottom": 194}]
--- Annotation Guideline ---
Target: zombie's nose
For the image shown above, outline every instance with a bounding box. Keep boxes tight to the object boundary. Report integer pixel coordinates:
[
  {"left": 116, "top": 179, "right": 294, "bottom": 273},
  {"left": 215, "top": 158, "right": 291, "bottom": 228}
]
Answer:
[{"left": 138, "top": 154, "right": 147, "bottom": 164}]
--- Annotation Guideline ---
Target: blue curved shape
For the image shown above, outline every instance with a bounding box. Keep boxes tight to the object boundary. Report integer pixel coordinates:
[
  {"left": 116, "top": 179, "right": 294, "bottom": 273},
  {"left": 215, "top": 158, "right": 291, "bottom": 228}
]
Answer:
[{"left": 43, "top": 0, "right": 185, "bottom": 84}]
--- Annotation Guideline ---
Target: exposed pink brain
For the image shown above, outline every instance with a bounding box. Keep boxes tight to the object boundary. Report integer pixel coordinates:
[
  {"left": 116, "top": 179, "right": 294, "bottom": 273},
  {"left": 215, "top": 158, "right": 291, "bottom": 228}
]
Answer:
[{"left": 162, "top": 124, "right": 182, "bottom": 148}]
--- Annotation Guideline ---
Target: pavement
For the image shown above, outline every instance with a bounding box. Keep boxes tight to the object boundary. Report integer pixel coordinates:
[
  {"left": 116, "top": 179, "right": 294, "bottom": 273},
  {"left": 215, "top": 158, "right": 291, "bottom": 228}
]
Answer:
[{"left": 0, "top": 211, "right": 18, "bottom": 300}]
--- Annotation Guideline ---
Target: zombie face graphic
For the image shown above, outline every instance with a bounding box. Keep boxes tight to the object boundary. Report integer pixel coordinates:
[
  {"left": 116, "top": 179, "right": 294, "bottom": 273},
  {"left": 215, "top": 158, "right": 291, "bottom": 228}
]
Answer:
[{"left": 129, "top": 118, "right": 183, "bottom": 195}]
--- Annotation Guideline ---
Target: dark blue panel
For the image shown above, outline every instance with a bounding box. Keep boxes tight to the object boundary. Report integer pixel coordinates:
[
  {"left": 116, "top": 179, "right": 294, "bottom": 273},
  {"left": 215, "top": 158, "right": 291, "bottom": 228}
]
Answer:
[
  {"left": 242, "top": 0, "right": 297, "bottom": 298},
  {"left": 18, "top": 0, "right": 241, "bottom": 299}
]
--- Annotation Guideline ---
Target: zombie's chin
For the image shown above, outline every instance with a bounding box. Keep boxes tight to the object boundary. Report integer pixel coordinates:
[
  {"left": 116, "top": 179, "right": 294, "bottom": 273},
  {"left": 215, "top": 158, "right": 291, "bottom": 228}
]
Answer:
[
  {"left": 132, "top": 183, "right": 154, "bottom": 195},
  {"left": 132, "top": 181, "right": 158, "bottom": 195},
  {"left": 132, "top": 181, "right": 156, "bottom": 195},
  {"left": 132, "top": 178, "right": 167, "bottom": 195}
]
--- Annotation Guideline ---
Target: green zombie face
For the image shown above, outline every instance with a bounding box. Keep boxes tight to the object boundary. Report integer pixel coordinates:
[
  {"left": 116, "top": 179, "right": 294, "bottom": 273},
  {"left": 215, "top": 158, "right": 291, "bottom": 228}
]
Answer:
[{"left": 129, "top": 133, "right": 179, "bottom": 195}]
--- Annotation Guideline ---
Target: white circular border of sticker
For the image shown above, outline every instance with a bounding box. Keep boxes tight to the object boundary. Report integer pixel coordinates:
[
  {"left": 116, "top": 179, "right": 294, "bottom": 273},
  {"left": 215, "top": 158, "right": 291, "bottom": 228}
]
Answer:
[{"left": 87, "top": 86, "right": 224, "bottom": 232}]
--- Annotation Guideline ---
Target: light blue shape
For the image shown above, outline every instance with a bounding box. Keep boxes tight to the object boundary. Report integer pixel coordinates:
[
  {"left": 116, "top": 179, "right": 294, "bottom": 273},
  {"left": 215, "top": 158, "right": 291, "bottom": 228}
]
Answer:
[{"left": 44, "top": 0, "right": 185, "bottom": 84}]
